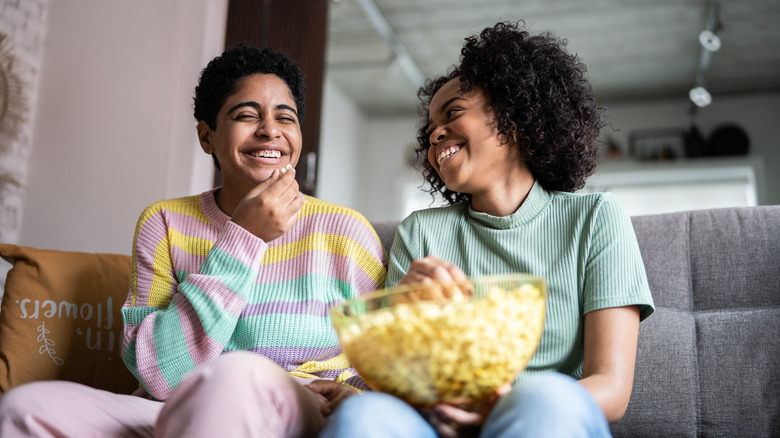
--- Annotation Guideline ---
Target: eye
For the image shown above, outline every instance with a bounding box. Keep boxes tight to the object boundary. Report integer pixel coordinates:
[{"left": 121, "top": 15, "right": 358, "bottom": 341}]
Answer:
[
  {"left": 277, "top": 114, "right": 297, "bottom": 124},
  {"left": 445, "top": 106, "right": 462, "bottom": 120},
  {"left": 232, "top": 112, "right": 259, "bottom": 121}
]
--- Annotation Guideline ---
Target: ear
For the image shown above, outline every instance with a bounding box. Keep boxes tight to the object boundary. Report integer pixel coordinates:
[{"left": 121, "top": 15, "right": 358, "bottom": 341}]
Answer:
[
  {"left": 498, "top": 130, "right": 518, "bottom": 146},
  {"left": 197, "top": 121, "right": 214, "bottom": 154}
]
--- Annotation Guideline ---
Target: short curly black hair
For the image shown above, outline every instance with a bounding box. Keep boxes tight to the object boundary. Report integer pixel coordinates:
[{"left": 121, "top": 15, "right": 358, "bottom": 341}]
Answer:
[
  {"left": 416, "top": 21, "right": 604, "bottom": 205},
  {"left": 193, "top": 45, "right": 305, "bottom": 130}
]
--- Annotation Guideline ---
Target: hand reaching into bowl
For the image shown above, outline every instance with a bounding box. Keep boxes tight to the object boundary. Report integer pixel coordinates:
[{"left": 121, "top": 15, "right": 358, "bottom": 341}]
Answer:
[{"left": 399, "top": 256, "right": 468, "bottom": 287}]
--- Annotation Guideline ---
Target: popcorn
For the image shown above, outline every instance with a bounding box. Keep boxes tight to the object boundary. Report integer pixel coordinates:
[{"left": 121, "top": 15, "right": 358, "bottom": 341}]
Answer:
[
  {"left": 335, "top": 280, "right": 546, "bottom": 407},
  {"left": 279, "top": 164, "right": 293, "bottom": 175}
]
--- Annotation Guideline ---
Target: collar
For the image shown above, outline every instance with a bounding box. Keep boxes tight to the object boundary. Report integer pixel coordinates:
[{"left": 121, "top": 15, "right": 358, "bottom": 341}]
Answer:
[{"left": 466, "top": 180, "right": 552, "bottom": 229}]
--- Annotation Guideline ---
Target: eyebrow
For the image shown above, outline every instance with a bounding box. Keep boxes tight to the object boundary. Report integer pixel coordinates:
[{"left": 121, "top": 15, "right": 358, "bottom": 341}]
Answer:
[
  {"left": 427, "top": 96, "right": 465, "bottom": 130},
  {"left": 227, "top": 101, "right": 299, "bottom": 118}
]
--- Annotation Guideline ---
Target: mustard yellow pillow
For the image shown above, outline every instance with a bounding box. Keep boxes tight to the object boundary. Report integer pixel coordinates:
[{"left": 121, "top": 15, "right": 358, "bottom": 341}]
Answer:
[{"left": 0, "top": 244, "right": 138, "bottom": 394}]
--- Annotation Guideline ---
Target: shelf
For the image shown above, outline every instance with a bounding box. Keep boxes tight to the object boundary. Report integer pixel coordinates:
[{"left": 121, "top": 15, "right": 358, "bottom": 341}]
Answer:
[{"left": 584, "top": 156, "right": 765, "bottom": 216}]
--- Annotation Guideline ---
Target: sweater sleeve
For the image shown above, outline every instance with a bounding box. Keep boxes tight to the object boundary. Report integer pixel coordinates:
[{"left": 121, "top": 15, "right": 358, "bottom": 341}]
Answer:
[{"left": 121, "top": 204, "right": 267, "bottom": 400}]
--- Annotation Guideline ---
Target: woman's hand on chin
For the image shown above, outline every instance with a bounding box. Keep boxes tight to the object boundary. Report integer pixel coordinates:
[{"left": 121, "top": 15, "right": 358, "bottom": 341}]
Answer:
[{"left": 231, "top": 167, "right": 304, "bottom": 242}]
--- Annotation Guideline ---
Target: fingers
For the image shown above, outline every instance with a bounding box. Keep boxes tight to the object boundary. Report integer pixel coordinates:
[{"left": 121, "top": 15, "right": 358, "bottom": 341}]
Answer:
[
  {"left": 400, "top": 256, "right": 468, "bottom": 285},
  {"left": 321, "top": 389, "right": 354, "bottom": 416},
  {"left": 230, "top": 166, "right": 304, "bottom": 241},
  {"left": 422, "top": 404, "right": 483, "bottom": 438},
  {"left": 303, "top": 379, "right": 331, "bottom": 395},
  {"left": 248, "top": 166, "right": 301, "bottom": 204},
  {"left": 433, "top": 404, "right": 483, "bottom": 425},
  {"left": 304, "top": 380, "right": 357, "bottom": 416},
  {"left": 277, "top": 168, "right": 306, "bottom": 212},
  {"left": 494, "top": 383, "right": 512, "bottom": 398}
]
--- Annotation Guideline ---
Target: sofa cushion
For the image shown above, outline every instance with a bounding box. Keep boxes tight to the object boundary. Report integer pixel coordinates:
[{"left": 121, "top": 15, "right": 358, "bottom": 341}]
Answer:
[
  {"left": 611, "top": 307, "right": 699, "bottom": 437},
  {"left": 697, "top": 309, "right": 780, "bottom": 435},
  {"left": 689, "top": 208, "right": 780, "bottom": 435},
  {"left": 0, "top": 244, "right": 138, "bottom": 395},
  {"left": 611, "top": 206, "right": 780, "bottom": 437}
]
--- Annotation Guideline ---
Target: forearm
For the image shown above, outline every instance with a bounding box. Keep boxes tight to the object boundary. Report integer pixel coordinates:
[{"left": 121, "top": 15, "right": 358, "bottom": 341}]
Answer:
[
  {"left": 578, "top": 373, "right": 633, "bottom": 422},
  {"left": 123, "top": 220, "right": 266, "bottom": 399},
  {"left": 581, "top": 305, "right": 640, "bottom": 423}
]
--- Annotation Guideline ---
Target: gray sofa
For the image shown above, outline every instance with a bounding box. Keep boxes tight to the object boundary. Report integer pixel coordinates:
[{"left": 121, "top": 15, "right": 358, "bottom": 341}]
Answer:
[
  {"left": 373, "top": 205, "right": 780, "bottom": 437},
  {"left": 1, "top": 206, "right": 777, "bottom": 436}
]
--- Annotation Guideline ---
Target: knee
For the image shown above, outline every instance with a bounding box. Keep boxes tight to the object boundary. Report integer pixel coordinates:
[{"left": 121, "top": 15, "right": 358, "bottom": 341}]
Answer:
[
  {"left": 325, "top": 392, "right": 434, "bottom": 437},
  {"left": 489, "top": 373, "right": 606, "bottom": 428},
  {"left": 483, "top": 373, "right": 609, "bottom": 437},
  {"left": 504, "top": 373, "right": 592, "bottom": 411},
  {"left": 334, "top": 392, "right": 402, "bottom": 417},
  {"left": 172, "top": 352, "right": 293, "bottom": 402},
  {"left": 202, "top": 351, "right": 280, "bottom": 375},
  {"left": 190, "top": 351, "right": 287, "bottom": 386}
]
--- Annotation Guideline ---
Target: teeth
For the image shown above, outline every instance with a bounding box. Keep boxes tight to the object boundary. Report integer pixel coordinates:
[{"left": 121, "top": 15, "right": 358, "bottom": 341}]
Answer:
[
  {"left": 437, "top": 146, "right": 460, "bottom": 166},
  {"left": 279, "top": 164, "right": 293, "bottom": 175},
  {"left": 249, "top": 150, "right": 281, "bottom": 158}
]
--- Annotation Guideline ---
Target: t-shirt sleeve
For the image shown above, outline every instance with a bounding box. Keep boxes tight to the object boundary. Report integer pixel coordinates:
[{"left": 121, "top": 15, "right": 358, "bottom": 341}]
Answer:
[
  {"left": 386, "top": 213, "right": 421, "bottom": 288},
  {"left": 582, "top": 194, "right": 655, "bottom": 321}
]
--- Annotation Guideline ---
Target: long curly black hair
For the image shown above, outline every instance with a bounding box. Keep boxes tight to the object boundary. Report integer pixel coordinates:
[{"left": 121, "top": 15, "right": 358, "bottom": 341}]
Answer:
[
  {"left": 193, "top": 45, "right": 306, "bottom": 130},
  {"left": 416, "top": 21, "right": 604, "bottom": 205}
]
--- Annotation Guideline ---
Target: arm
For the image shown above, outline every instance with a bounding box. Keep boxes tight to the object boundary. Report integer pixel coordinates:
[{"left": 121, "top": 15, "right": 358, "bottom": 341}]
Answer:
[
  {"left": 122, "top": 172, "right": 305, "bottom": 400},
  {"left": 580, "top": 305, "right": 640, "bottom": 422},
  {"left": 122, "top": 208, "right": 266, "bottom": 400},
  {"left": 578, "top": 194, "right": 651, "bottom": 421}
]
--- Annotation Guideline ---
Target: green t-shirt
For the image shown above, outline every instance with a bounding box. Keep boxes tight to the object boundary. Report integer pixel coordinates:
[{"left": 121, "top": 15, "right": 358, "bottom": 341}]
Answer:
[{"left": 387, "top": 181, "right": 655, "bottom": 381}]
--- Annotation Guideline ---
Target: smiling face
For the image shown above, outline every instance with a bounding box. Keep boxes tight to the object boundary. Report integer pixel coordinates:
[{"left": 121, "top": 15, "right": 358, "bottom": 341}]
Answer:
[
  {"left": 198, "top": 73, "right": 302, "bottom": 198},
  {"left": 426, "top": 78, "right": 522, "bottom": 199}
]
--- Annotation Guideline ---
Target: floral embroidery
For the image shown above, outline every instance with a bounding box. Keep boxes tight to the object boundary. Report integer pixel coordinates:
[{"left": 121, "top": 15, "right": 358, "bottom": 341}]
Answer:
[{"left": 37, "top": 321, "right": 64, "bottom": 366}]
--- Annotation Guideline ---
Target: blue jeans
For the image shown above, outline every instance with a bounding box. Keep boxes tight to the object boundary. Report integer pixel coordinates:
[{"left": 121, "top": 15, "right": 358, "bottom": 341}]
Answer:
[{"left": 320, "top": 373, "right": 612, "bottom": 438}]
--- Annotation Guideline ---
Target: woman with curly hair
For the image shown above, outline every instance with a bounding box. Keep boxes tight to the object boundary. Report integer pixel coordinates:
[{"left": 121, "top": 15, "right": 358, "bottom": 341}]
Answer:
[
  {"left": 321, "top": 21, "right": 654, "bottom": 437},
  {"left": 0, "top": 46, "right": 386, "bottom": 438}
]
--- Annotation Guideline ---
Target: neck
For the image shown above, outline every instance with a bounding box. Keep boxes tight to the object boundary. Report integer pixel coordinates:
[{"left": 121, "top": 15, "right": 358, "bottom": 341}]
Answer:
[
  {"left": 213, "top": 183, "right": 248, "bottom": 217},
  {"left": 470, "top": 172, "right": 535, "bottom": 217}
]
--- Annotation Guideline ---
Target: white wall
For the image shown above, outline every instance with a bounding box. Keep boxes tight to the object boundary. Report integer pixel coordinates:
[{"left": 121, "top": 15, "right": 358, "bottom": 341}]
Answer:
[
  {"left": 357, "top": 117, "right": 422, "bottom": 222},
  {"left": 317, "top": 77, "right": 364, "bottom": 211},
  {"left": 17, "top": 0, "right": 226, "bottom": 254}
]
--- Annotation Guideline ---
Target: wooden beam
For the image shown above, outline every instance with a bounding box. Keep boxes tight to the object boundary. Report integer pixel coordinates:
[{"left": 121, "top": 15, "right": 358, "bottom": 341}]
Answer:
[{"left": 219, "top": 0, "right": 327, "bottom": 195}]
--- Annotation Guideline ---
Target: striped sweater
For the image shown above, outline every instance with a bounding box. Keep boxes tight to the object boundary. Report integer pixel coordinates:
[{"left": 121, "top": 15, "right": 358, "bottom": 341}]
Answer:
[
  {"left": 121, "top": 189, "right": 387, "bottom": 400},
  {"left": 387, "top": 181, "right": 654, "bottom": 382}
]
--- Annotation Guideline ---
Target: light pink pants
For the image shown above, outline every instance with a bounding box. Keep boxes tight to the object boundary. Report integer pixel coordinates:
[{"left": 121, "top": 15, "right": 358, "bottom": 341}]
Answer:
[{"left": 0, "top": 352, "right": 328, "bottom": 438}]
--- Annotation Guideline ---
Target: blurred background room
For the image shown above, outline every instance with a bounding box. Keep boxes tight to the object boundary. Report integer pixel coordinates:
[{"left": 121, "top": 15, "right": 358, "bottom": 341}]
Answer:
[{"left": 0, "top": 0, "right": 778, "bottom": 264}]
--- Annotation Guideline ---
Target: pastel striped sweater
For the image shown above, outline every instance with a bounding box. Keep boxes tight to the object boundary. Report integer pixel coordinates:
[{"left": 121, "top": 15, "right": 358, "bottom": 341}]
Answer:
[
  {"left": 387, "top": 181, "right": 654, "bottom": 382},
  {"left": 121, "top": 189, "right": 387, "bottom": 400}
]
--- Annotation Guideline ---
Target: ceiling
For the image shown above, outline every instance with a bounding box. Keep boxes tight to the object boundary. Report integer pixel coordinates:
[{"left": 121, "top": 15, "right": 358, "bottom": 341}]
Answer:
[{"left": 325, "top": 0, "right": 780, "bottom": 117}]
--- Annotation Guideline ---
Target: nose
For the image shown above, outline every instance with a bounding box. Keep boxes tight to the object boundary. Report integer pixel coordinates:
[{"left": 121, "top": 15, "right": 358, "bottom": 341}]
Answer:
[
  {"left": 429, "top": 125, "right": 446, "bottom": 146},
  {"left": 255, "top": 118, "right": 281, "bottom": 138}
]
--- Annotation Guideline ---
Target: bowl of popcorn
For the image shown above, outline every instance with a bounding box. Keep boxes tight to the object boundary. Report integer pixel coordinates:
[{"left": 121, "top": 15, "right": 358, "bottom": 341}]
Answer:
[{"left": 330, "top": 273, "right": 547, "bottom": 407}]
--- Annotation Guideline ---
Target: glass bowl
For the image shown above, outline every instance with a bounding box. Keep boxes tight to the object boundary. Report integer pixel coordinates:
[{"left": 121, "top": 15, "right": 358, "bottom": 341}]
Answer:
[{"left": 330, "top": 273, "right": 547, "bottom": 407}]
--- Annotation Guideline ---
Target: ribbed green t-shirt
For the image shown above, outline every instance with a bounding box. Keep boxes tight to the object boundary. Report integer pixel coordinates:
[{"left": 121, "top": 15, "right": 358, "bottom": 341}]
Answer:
[{"left": 387, "top": 181, "right": 655, "bottom": 381}]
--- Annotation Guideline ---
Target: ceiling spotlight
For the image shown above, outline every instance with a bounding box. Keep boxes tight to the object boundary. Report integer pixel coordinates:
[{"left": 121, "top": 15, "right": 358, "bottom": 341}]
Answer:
[
  {"left": 689, "top": 86, "right": 712, "bottom": 107},
  {"left": 699, "top": 30, "right": 721, "bottom": 52}
]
